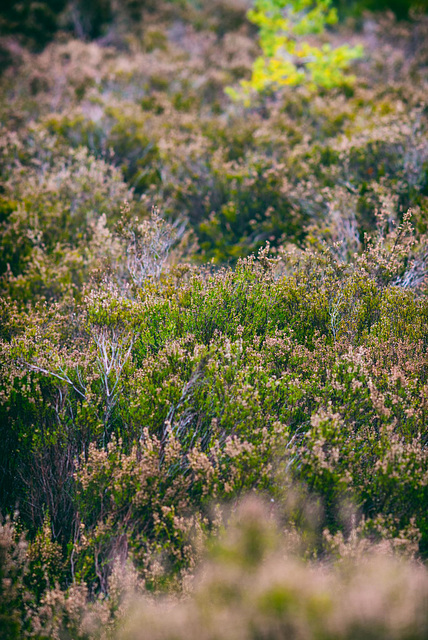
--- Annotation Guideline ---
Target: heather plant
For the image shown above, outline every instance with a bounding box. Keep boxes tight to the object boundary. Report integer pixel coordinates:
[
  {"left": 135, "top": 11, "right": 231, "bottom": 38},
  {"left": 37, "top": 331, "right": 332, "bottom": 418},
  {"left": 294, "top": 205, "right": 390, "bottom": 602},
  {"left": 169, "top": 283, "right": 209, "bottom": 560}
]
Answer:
[
  {"left": 115, "top": 498, "right": 428, "bottom": 640},
  {"left": 0, "top": 517, "right": 29, "bottom": 639},
  {"left": 120, "top": 207, "right": 186, "bottom": 286},
  {"left": 1, "top": 2, "right": 428, "bottom": 636},
  {"left": 3, "top": 217, "right": 428, "bottom": 571},
  {"left": 2, "top": 235, "right": 428, "bottom": 628},
  {"left": 0, "top": 130, "right": 137, "bottom": 304},
  {"left": 2, "top": 498, "right": 428, "bottom": 639},
  {"left": 2, "top": 10, "right": 426, "bottom": 262}
]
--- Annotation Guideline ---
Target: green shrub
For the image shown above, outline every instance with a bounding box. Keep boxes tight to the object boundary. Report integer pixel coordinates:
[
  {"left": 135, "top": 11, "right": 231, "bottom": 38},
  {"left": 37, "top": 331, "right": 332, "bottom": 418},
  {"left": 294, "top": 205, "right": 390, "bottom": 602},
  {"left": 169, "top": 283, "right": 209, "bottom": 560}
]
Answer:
[
  {"left": 1, "top": 4, "right": 428, "bottom": 635},
  {"left": 0, "top": 518, "right": 29, "bottom": 639},
  {"left": 335, "top": 0, "right": 428, "bottom": 19},
  {"left": 226, "top": 0, "right": 363, "bottom": 102}
]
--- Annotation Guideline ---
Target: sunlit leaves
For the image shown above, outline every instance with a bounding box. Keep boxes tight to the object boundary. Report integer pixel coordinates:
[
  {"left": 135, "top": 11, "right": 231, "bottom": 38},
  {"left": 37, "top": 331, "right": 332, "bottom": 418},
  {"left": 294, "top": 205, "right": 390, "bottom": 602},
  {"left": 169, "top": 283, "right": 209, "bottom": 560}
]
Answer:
[{"left": 226, "top": 0, "right": 363, "bottom": 102}]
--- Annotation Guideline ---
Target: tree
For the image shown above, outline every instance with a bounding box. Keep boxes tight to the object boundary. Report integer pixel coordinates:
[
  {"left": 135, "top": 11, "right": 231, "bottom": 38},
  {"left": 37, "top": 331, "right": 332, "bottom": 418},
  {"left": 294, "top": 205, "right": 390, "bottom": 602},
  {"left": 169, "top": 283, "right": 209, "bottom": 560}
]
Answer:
[{"left": 226, "top": 0, "right": 363, "bottom": 102}]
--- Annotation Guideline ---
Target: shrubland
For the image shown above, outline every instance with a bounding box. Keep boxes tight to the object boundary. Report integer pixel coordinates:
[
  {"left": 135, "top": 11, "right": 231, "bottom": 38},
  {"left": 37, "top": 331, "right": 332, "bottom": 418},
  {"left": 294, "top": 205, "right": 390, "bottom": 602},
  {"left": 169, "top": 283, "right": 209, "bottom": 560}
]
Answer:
[{"left": 1, "top": 0, "right": 428, "bottom": 638}]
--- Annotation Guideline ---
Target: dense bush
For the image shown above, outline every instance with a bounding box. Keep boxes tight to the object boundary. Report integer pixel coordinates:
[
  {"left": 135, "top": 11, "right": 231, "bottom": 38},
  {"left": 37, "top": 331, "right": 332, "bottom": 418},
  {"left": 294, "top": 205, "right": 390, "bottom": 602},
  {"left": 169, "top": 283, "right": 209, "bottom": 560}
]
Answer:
[
  {"left": 0, "top": 1, "right": 68, "bottom": 50},
  {"left": 2, "top": 499, "right": 428, "bottom": 639},
  {"left": 2, "top": 214, "right": 428, "bottom": 588},
  {"left": 1, "top": 1, "right": 428, "bottom": 637},
  {"left": 336, "top": 0, "right": 428, "bottom": 18}
]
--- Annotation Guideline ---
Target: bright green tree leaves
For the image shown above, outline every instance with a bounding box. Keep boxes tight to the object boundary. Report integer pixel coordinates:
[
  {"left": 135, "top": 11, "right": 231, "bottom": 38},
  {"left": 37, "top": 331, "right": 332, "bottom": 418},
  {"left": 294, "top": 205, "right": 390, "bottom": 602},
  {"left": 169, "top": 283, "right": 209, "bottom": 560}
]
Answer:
[{"left": 226, "top": 0, "right": 363, "bottom": 102}]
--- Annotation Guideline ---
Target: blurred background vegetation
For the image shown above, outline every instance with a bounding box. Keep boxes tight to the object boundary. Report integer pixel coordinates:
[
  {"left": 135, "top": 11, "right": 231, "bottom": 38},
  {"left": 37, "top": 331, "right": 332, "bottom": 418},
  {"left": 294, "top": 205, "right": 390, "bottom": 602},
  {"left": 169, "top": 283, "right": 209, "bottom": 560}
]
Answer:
[{"left": 1, "top": 0, "right": 427, "bottom": 51}]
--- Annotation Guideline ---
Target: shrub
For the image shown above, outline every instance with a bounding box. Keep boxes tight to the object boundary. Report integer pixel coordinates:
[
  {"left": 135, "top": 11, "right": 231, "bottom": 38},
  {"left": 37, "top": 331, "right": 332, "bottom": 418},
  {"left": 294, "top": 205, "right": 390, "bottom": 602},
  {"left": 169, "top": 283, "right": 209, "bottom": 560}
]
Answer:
[
  {"left": 1, "top": 4, "right": 428, "bottom": 635},
  {"left": 0, "top": 517, "right": 29, "bottom": 639},
  {"left": 116, "top": 499, "right": 428, "bottom": 640},
  {"left": 226, "top": 0, "right": 363, "bottom": 102}
]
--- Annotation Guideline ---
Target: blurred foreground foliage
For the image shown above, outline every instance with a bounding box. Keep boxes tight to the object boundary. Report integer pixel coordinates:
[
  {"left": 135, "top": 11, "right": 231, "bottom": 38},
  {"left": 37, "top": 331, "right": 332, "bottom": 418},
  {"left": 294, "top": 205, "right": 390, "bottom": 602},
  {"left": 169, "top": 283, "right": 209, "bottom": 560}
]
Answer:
[{"left": 2, "top": 497, "right": 428, "bottom": 639}]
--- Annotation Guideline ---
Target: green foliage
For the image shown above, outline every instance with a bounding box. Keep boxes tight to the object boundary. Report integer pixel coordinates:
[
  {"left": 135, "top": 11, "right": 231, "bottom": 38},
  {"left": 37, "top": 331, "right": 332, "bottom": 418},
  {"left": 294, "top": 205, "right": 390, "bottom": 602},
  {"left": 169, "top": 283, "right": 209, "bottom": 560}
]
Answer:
[
  {"left": 3, "top": 219, "right": 428, "bottom": 580},
  {"left": 336, "top": 0, "right": 428, "bottom": 19},
  {"left": 27, "top": 513, "right": 64, "bottom": 601},
  {"left": 2, "top": 10, "right": 427, "bottom": 263},
  {"left": 226, "top": 0, "right": 363, "bottom": 102},
  {"left": 1, "top": 2, "right": 428, "bottom": 635},
  {"left": 0, "top": 518, "right": 28, "bottom": 639},
  {"left": 0, "top": 1, "right": 68, "bottom": 51}
]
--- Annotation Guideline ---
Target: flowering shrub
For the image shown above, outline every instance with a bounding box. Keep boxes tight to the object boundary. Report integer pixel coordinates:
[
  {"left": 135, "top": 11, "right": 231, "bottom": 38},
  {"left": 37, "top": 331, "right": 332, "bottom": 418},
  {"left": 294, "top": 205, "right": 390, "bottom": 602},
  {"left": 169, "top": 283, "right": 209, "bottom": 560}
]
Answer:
[
  {"left": 3, "top": 220, "right": 428, "bottom": 574},
  {"left": 2, "top": 10, "right": 427, "bottom": 263},
  {"left": 1, "top": 2, "right": 428, "bottom": 637},
  {"left": 2, "top": 499, "right": 428, "bottom": 639}
]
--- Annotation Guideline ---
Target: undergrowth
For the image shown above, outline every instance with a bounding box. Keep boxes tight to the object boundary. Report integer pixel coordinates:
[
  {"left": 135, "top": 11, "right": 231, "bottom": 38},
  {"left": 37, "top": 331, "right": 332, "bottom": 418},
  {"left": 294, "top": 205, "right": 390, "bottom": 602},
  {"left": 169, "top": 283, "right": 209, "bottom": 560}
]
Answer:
[{"left": 1, "top": 1, "right": 428, "bottom": 638}]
